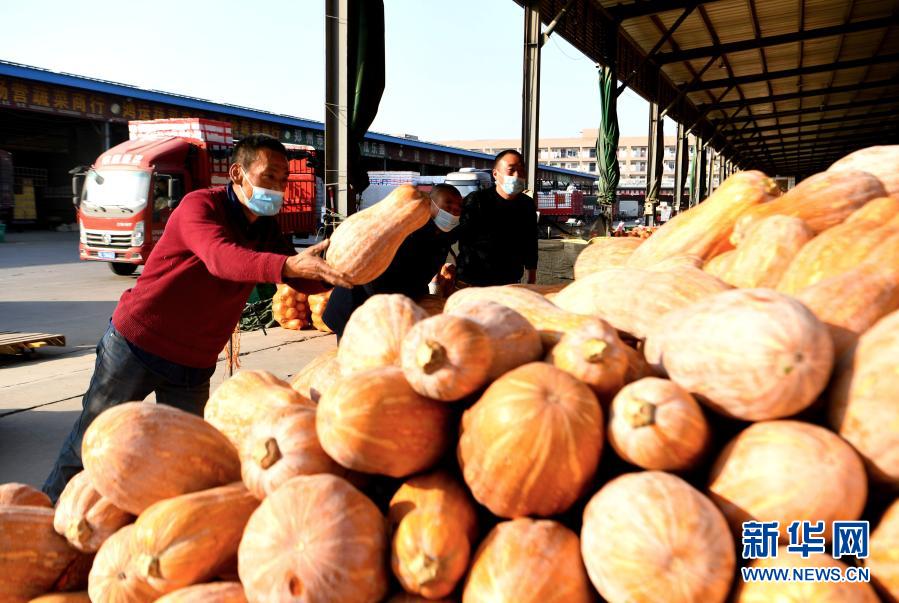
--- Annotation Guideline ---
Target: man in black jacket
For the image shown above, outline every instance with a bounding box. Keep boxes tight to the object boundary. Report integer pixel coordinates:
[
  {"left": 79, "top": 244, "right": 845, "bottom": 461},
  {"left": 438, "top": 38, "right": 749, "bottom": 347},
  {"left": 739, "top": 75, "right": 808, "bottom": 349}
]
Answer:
[
  {"left": 322, "top": 183, "right": 462, "bottom": 339},
  {"left": 456, "top": 149, "right": 538, "bottom": 286}
]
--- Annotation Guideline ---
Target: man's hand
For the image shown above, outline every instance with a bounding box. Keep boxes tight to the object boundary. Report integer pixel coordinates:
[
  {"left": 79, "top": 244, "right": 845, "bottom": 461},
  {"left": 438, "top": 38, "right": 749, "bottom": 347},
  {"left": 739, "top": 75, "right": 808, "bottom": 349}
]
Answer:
[{"left": 283, "top": 239, "right": 353, "bottom": 288}]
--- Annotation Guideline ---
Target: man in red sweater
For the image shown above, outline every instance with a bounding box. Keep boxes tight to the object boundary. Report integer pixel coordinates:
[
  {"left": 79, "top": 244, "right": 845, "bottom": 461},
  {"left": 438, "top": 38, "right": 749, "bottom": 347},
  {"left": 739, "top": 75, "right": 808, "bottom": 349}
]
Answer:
[{"left": 43, "top": 134, "right": 351, "bottom": 500}]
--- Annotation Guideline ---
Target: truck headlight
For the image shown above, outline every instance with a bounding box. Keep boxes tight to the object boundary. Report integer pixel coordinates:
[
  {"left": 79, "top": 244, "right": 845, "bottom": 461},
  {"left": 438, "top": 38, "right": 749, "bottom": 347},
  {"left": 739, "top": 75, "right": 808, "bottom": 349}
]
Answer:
[
  {"left": 79, "top": 220, "right": 86, "bottom": 244},
  {"left": 132, "top": 221, "right": 145, "bottom": 247}
]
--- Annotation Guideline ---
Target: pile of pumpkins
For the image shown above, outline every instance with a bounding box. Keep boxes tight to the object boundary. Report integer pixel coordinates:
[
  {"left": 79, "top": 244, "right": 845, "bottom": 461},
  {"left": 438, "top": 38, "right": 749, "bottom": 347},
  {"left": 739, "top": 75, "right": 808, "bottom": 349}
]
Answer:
[{"left": 2, "top": 145, "right": 899, "bottom": 603}]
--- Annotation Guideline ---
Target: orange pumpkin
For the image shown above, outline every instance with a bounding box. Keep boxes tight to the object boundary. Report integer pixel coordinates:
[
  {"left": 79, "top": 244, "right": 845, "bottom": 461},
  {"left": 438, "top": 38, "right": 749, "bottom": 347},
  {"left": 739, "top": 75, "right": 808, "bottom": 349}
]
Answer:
[
  {"left": 608, "top": 378, "right": 709, "bottom": 471},
  {"left": 386, "top": 594, "right": 455, "bottom": 603},
  {"left": 154, "top": 582, "right": 247, "bottom": 603},
  {"left": 645, "top": 288, "right": 833, "bottom": 420},
  {"left": 238, "top": 474, "right": 388, "bottom": 603},
  {"left": 829, "top": 145, "right": 899, "bottom": 197},
  {"left": 868, "top": 499, "right": 899, "bottom": 602},
  {"left": 446, "top": 300, "right": 543, "bottom": 380},
  {"left": 415, "top": 294, "right": 446, "bottom": 316},
  {"left": 87, "top": 525, "right": 159, "bottom": 603},
  {"left": 581, "top": 471, "right": 735, "bottom": 603},
  {"left": 205, "top": 370, "right": 314, "bottom": 450},
  {"left": 338, "top": 294, "right": 429, "bottom": 376},
  {"left": 0, "top": 483, "right": 52, "bottom": 508},
  {"left": 573, "top": 237, "right": 642, "bottom": 279},
  {"left": 53, "top": 471, "right": 133, "bottom": 553},
  {"left": 553, "top": 265, "right": 731, "bottom": 340},
  {"left": 445, "top": 285, "right": 594, "bottom": 347},
  {"left": 734, "top": 548, "right": 879, "bottom": 602},
  {"left": 240, "top": 405, "right": 343, "bottom": 500},
  {"left": 388, "top": 472, "right": 477, "bottom": 599},
  {"left": 625, "top": 170, "right": 781, "bottom": 268},
  {"left": 829, "top": 309, "right": 899, "bottom": 487},
  {"left": 458, "top": 362, "right": 603, "bottom": 518},
  {"left": 400, "top": 314, "right": 494, "bottom": 401},
  {"left": 702, "top": 248, "right": 736, "bottom": 279},
  {"left": 327, "top": 184, "right": 432, "bottom": 285},
  {"left": 0, "top": 506, "right": 82, "bottom": 602},
  {"left": 797, "top": 263, "right": 899, "bottom": 358},
  {"left": 83, "top": 402, "right": 242, "bottom": 516},
  {"left": 708, "top": 421, "right": 867, "bottom": 542},
  {"left": 720, "top": 215, "right": 814, "bottom": 288},
  {"left": 622, "top": 344, "right": 654, "bottom": 384},
  {"left": 27, "top": 594, "right": 91, "bottom": 603},
  {"left": 546, "top": 317, "right": 629, "bottom": 401},
  {"left": 463, "top": 519, "right": 592, "bottom": 603},
  {"left": 731, "top": 169, "right": 886, "bottom": 244},
  {"left": 317, "top": 366, "right": 453, "bottom": 477},
  {"left": 130, "top": 483, "right": 259, "bottom": 596},
  {"left": 777, "top": 196, "right": 899, "bottom": 294},
  {"left": 289, "top": 348, "right": 341, "bottom": 403}
]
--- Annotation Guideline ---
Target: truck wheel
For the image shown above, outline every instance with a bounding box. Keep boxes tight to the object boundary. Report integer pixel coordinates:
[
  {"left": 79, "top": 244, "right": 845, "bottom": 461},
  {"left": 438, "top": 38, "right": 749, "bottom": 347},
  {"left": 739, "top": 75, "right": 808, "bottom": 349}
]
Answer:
[{"left": 109, "top": 262, "right": 138, "bottom": 276}]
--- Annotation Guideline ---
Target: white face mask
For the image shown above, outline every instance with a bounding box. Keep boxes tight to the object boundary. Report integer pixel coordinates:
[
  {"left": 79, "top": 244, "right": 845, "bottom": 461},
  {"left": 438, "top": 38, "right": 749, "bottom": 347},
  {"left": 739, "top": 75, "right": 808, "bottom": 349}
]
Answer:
[
  {"left": 431, "top": 202, "right": 460, "bottom": 232},
  {"left": 500, "top": 174, "right": 526, "bottom": 196}
]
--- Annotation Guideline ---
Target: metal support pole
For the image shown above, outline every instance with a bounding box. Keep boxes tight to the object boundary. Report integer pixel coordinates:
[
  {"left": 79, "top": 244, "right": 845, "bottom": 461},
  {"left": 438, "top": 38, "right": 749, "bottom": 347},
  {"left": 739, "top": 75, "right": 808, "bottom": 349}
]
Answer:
[
  {"left": 325, "top": 0, "right": 351, "bottom": 217},
  {"left": 103, "top": 122, "right": 111, "bottom": 150},
  {"left": 522, "top": 0, "right": 541, "bottom": 194},
  {"left": 696, "top": 139, "right": 708, "bottom": 203},
  {"left": 645, "top": 101, "right": 664, "bottom": 226},
  {"left": 673, "top": 122, "right": 688, "bottom": 213},
  {"left": 718, "top": 154, "right": 726, "bottom": 187}
]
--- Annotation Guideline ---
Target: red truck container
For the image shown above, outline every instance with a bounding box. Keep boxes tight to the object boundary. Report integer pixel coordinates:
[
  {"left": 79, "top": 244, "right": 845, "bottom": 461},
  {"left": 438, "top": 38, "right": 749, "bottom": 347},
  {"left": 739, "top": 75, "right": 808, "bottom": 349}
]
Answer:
[{"left": 76, "top": 118, "right": 316, "bottom": 275}]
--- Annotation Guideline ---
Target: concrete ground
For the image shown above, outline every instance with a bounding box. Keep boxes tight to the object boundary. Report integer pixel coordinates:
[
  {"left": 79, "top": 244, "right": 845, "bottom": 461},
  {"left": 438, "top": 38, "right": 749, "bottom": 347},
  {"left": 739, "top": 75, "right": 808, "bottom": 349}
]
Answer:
[{"left": 0, "top": 231, "right": 336, "bottom": 488}]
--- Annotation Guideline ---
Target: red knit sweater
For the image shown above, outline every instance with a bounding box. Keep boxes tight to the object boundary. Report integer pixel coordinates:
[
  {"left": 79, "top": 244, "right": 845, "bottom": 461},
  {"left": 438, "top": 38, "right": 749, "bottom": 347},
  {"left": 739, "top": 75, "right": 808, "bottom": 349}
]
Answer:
[{"left": 113, "top": 186, "right": 300, "bottom": 368}]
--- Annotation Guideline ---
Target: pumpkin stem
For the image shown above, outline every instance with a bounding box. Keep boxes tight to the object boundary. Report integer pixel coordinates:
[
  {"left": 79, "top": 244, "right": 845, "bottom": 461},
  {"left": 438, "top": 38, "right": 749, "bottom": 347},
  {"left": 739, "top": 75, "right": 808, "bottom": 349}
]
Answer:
[
  {"left": 626, "top": 399, "right": 657, "bottom": 428},
  {"left": 255, "top": 438, "right": 282, "bottom": 469},
  {"left": 408, "top": 552, "right": 442, "bottom": 584},
  {"left": 417, "top": 340, "right": 447, "bottom": 374},
  {"left": 66, "top": 518, "right": 93, "bottom": 547},
  {"left": 583, "top": 339, "right": 609, "bottom": 363},
  {"left": 139, "top": 554, "right": 162, "bottom": 579}
]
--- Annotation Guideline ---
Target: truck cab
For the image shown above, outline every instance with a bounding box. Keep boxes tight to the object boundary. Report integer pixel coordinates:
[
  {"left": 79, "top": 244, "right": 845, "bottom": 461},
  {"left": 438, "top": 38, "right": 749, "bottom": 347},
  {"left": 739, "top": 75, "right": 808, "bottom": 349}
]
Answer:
[{"left": 77, "top": 118, "right": 232, "bottom": 275}]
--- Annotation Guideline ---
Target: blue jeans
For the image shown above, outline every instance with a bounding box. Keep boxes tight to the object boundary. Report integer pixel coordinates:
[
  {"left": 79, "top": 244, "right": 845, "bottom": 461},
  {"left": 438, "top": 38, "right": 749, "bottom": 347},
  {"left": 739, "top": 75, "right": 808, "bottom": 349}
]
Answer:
[{"left": 42, "top": 323, "right": 215, "bottom": 502}]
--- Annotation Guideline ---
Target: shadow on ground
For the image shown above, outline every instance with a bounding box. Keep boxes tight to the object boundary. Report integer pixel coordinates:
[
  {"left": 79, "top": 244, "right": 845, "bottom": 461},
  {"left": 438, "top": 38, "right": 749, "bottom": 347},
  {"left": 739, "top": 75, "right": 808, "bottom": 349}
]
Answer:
[{"left": 0, "top": 408, "right": 81, "bottom": 486}]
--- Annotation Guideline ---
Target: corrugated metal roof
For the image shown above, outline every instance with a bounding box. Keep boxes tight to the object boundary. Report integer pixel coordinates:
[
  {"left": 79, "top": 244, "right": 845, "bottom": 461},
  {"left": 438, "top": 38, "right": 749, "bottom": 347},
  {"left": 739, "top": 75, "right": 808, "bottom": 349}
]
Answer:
[
  {"left": 0, "top": 60, "right": 595, "bottom": 181},
  {"left": 515, "top": 0, "right": 899, "bottom": 176}
]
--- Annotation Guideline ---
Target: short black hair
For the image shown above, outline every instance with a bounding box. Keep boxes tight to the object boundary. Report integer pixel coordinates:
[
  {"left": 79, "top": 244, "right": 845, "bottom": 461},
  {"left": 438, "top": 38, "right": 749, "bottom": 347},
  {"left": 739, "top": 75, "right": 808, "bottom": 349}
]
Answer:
[
  {"left": 233, "top": 134, "right": 287, "bottom": 168},
  {"left": 430, "top": 183, "right": 462, "bottom": 201},
  {"left": 494, "top": 149, "right": 523, "bottom": 167}
]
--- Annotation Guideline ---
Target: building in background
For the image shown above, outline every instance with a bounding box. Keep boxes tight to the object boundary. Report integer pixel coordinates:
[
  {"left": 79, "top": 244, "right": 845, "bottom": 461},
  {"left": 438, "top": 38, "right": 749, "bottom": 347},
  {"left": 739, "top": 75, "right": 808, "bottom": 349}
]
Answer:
[{"left": 441, "top": 130, "right": 708, "bottom": 189}]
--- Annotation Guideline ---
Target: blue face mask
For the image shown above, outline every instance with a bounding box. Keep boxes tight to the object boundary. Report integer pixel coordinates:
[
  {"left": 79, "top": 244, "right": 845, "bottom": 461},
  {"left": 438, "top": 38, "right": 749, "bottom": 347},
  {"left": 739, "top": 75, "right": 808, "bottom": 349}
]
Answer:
[
  {"left": 500, "top": 174, "right": 526, "bottom": 196},
  {"left": 238, "top": 169, "right": 284, "bottom": 216},
  {"left": 432, "top": 202, "right": 460, "bottom": 232}
]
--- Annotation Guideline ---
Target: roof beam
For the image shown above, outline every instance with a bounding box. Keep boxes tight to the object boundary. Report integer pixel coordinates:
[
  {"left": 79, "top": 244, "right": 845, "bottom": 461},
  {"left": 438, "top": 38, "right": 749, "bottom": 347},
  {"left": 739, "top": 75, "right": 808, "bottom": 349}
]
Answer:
[
  {"left": 692, "top": 53, "right": 899, "bottom": 91},
  {"left": 761, "top": 134, "right": 896, "bottom": 154},
  {"left": 723, "top": 109, "right": 899, "bottom": 135},
  {"left": 655, "top": 16, "right": 897, "bottom": 64},
  {"left": 609, "top": 0, "right": 706, "bottom": 21},
  {"left": 617, "top": 5, "right": 696, "bottom": 95},
  {"left": 698, "top": 76, "right": 899, "bottom": 111},
  {"left": 725, "top": 96, "right": 899, "bottom": 123},
  {"left": 734, "top": 120, "right": 898, "bottom": 145}
]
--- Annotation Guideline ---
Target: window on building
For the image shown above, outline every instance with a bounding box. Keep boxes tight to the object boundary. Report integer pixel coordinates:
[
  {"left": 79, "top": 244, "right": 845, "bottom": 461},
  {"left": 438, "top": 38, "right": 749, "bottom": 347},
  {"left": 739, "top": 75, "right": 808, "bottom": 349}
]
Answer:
[
  {"left": 589, "top": 148, "right": 597, "bottom": 158},
  {"left": 665, "top": 146, "right": 676, "bottom": 157},
  {"left": 589, "top": 162, "right": 597, "bottom": 172},
  {"left": 565, "top": 148, "right": 578, "bottom": 158},
  {"left": 664, "top": 160, "right": 675, "bottom": 172},
  {"left": 635, "top": 161, "right": 647, "bottom": 172},
  {"left": 634, "top": 147, "right": 647, "bottom": 158}
]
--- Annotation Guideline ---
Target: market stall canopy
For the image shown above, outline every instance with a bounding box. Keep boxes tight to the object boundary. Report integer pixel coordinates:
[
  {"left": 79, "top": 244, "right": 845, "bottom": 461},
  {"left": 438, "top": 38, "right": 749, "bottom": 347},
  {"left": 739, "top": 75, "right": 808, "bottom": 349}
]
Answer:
[{"left": 513, "top": 0, "right": 899, "bottom": 177}]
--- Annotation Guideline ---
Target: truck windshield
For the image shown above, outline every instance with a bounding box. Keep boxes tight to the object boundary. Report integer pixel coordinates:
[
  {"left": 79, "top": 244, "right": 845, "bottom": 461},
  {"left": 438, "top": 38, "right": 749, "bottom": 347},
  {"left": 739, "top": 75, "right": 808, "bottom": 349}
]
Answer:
[
  {"left": 618, "top": 200, "right": 639, "bottom": 218},
  {"left": 81, "top": 169, "right": 150, "bottom": 217}
]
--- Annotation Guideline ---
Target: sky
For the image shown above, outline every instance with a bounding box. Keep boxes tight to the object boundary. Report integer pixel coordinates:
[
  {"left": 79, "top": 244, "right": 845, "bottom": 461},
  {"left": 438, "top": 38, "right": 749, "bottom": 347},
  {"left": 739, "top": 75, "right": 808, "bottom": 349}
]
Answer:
[{"left": 0, "top": 0, "right": 665, "bottom": 142}]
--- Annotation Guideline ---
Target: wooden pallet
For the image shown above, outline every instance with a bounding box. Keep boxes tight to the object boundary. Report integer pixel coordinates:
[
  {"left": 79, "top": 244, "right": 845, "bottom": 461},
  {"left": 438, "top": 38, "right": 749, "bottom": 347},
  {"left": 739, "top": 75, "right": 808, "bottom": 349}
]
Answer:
[{"left": 0, "top": 331, "right": 66, "bottom": 355}]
